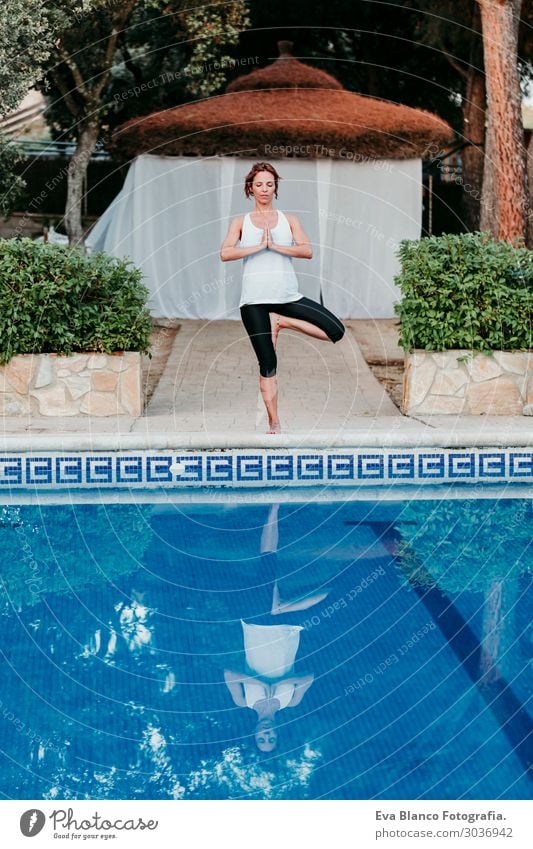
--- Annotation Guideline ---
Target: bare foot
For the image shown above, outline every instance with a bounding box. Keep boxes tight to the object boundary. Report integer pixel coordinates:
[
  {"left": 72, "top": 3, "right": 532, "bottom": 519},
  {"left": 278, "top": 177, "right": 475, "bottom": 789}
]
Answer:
[
  {"left": 266, "top": 421, "right": 281, "bottom": 435},
  {"left": 269, "top": 312, "right": 281, "bottom": 348}
]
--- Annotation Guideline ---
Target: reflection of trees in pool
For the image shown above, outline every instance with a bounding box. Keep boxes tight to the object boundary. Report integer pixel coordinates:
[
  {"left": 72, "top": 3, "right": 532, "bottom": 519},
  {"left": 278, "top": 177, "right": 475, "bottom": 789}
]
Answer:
[
  {"left": 181, "top": 742, "right": 322, "bottom": 799},
  {"left": 2, "top": 714, "right": 321, "bottom": 800},
  {"left": 131, "top": 724, "right": 321, "bottom": 799},
  {"left": 0, "top": 505, "right": 153, "bottom": 612},
  {"left": 394, "top": 499, "right": 532, "bottom": 683},
  {"left": 0, "top": 502, "right": 325, "bottom": 799}
]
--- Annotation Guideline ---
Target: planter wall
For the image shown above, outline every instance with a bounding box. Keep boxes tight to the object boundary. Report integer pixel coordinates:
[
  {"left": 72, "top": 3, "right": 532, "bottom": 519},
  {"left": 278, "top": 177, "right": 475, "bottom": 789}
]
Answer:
[
  {"left": 0, "top": 352, "right": 142, "bottom": 416},
  {"left": 403, "top": 350, "right": 533, "bottom": 416}
]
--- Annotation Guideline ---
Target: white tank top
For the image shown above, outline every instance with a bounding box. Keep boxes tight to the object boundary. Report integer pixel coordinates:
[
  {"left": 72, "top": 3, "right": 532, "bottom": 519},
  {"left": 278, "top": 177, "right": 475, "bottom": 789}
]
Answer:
[
  {"left": 241, "top": 621, "right": 302, "bottom": 678},
  {"left": 238, "top": 210, "right": 304, "bottom": 307},
  {"left": 243, "top": 679, "right": 296, "bottom": 711}
]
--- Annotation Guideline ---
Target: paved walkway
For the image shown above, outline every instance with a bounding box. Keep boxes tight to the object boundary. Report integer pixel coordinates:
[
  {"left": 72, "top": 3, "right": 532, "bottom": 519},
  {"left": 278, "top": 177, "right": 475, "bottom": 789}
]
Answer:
[
  {"left": 144, "top": 320, "right": 399, "bottom": 430},
  {"left": 1, "top": 320, "right": 532, "bottom": 449}
]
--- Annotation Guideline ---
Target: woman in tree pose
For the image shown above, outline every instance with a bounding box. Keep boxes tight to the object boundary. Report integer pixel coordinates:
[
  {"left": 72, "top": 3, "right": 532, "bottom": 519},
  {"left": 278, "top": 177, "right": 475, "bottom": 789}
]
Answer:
[{"left": 220, "top": 162, "right": 345, "bottom": 434}]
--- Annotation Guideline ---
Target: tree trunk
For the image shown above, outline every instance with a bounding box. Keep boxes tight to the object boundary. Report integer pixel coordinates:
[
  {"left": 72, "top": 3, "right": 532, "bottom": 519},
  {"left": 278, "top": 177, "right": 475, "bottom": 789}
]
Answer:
[
  {"left": 60, "top": 3, "right": 136, "bottom": 249},
  {"left": 65, "top": 121, "right": 100, "bottom": 249},
  {"left": 479, "top": 577, "right": 518, "bottom": 683},
  {"left": 480, "top": 107, "right": 498, "bottom": 233},
  {"left": 461, "top": 3, "right": 485, "bottom": 231},
  {"left": 366, "top": 63, "right": 381, "bottom": 98},
  {"left": 462, "top": 68, "right": 486, "bottom": 230},
  {"left": 526, "top": 130, "right": 533, "bottom": 248},
  {"left": 477, "top": 0, "right": 527, "bottom": 241}
]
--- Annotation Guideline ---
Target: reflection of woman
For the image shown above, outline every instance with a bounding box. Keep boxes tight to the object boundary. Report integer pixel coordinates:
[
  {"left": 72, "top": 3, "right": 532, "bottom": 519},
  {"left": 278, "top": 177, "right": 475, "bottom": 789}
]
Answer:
[
  {"left": 223, "top": 503, "right": 326, "bottom": 752},
  {"left": 224, "top": 622, "right": 314, "bottom": 753},
  {"left": 220, "top": 161, "right": 345, "bottom": 434}
]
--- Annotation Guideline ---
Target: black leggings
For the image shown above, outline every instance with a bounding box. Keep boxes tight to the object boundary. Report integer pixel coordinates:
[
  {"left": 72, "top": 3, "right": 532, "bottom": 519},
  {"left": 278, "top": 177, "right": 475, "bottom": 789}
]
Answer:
[{"left": 240, "top": 296, "right": 345, "bottom": 377}]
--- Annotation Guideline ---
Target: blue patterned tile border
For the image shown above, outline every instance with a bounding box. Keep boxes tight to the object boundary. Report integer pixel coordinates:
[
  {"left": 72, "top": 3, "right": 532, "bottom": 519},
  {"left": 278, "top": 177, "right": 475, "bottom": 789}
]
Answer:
[{"left": 0, "top": 448, "right": 532, "bottom": 489}]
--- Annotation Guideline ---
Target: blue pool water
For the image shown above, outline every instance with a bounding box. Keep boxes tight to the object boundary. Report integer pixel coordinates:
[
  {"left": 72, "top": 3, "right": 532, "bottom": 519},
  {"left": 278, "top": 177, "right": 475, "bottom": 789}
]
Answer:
[{"left": 0, "top": 494, "right": 531, "bottom": 800}]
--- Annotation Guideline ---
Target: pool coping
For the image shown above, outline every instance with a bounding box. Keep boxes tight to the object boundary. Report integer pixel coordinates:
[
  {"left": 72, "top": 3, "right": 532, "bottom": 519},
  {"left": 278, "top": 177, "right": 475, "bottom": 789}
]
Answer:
[
  {"left": 1, "top": 482, "right": 531, "bottom": 504},
  {"left": 1, "top": 417, "right": 533, "bottom": 451}
]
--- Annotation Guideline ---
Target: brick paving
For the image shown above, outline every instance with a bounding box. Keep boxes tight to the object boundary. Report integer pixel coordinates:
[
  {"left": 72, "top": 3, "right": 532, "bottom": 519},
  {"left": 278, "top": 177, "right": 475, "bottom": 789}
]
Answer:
[{"left": 143, "top": 320, "right": 399, "bottom": 433}]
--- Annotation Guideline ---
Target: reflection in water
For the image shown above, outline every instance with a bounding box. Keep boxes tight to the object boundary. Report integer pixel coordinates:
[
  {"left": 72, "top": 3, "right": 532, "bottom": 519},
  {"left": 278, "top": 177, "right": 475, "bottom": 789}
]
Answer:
[
  {"left": 0, "top": 497, "right": 530, "bottom": 800},
  {"left": 81, "top": 594, "right": 155, "bottom": 660},
  {"left": 393, "top": 498, "right": 533, "bottom": 772},
  {"left": 0, "top": 504, "right": 152, "bottom": 612},
  {"left": 394, "top": 498, "right": 531, "bottom": 684},
  {"left": 225, "top": 504, "right": 323, "bottom": 756},
  {"left": 225, "top": 620, "right": 314, "bottom": 752}
]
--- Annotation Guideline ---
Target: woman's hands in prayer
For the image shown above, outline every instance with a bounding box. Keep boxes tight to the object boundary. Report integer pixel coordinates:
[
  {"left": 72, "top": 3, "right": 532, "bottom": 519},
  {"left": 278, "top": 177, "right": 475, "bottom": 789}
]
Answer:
[{"left": 261, "top": 227, "right": 276, "bottom": 251}]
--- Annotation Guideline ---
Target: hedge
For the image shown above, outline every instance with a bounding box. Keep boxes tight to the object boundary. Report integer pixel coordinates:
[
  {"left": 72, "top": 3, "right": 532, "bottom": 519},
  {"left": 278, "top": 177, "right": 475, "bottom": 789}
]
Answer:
[
  {"left": 394, "top": 232, "right": 533, "bottom": 353},
  {"left": 0, "top": 238, "right": 152, "bottom": 365}
]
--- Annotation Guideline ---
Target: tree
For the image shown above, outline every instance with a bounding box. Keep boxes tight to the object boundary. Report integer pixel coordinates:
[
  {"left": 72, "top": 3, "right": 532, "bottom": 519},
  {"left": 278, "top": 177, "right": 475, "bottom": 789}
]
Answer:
[
  {"left": 397, "top": 0, "right": 532, "bottom": 233},
  {"left": 0, "top": 135, "right": 27, "bottom": 219},
  {"left": 173, "top": 0, "right": 251, "bottom": 98},
  {"left": 477, "top": 0, "right": 528, "bottom": 241},
  {"left": 39, "top": 1, "right": 138, "bottom": 247},
  {"left": 0, "top": 2, "right": 108, "bottom": 227},
  {"left": 39, "top": 0, "right": 250, "bottom": 247},
  {"left": 241, "top": 0, "right": 533, "bottom": 236},
  {"left": 0, "top": 1, "right": 59, "bottom": 118},
  {"left": 409, "top": 1, "right": 486, "bottom": 231}
]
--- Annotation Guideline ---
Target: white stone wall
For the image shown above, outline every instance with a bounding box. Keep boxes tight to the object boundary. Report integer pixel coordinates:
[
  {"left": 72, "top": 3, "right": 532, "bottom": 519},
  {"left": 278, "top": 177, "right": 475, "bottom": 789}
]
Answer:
[
  {"left": 403, "top": 350, "right": 533, "bottom": 416},
  {"left": 0, "top": 353, "right": 142, "bottom": 416}
]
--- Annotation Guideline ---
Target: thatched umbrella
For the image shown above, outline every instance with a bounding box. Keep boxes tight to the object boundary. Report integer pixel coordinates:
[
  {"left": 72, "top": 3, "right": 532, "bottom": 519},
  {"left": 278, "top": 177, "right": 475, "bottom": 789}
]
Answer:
[{"left": 112, "top": 42, "right": 454, "bottom": 160}]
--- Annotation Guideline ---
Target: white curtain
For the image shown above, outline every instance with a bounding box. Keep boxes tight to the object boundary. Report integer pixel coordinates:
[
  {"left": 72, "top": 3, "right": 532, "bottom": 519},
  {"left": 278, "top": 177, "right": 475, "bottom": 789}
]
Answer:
[{"left": 87, "top": 154, "right": 421, "bottom": 318}]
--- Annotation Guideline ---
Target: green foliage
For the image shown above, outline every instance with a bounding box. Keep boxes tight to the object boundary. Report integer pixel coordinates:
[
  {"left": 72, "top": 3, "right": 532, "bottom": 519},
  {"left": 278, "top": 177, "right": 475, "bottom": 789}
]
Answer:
[
  {"left": 176, "top": 0, "right": 251, "bottom": 97},
  {"left": 0, "top": 1, "right": 104, "bottom": 117},
  {"left": 42, "top": 1, "right": 251, "bottom": 143},
  {"left": 0, "top": 1, "right": 55, "bottom": 116},
  {"left": 394, "top": 232, "right": 533, "bottom": 352},
  {"left": 0, "top": 503, "right": 154, "bottom": 612},
  {"left": 394, "top": 498, "right": 532, "bottom": 593},
  {"left": 0, "top": 238, "right": 152, "bottom": 364},
  {"left": 0, "top": 134, "right": 26, "bottom": 218}
]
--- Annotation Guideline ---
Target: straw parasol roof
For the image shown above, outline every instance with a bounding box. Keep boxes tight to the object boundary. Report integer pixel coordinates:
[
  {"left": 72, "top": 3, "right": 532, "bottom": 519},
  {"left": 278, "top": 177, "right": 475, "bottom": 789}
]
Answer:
[{"left": 112, "top": 41, "right": 454, "bottom": 160}]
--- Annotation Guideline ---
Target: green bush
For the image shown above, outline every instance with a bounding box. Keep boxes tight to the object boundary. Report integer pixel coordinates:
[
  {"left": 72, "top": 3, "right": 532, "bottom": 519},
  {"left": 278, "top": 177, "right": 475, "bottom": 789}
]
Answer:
[
  {"left": 0, "top": 238, "right": 152, "bottom": 364},
  {"left": 394, "top": 232, "right": 533, "bottom": 353}
]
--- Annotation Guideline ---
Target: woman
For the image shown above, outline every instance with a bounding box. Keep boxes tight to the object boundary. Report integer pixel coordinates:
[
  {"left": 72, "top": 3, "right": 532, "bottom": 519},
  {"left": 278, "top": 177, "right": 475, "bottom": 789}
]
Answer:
[{"left": 220, "top": 162, "right": 345, "bottom": 434}]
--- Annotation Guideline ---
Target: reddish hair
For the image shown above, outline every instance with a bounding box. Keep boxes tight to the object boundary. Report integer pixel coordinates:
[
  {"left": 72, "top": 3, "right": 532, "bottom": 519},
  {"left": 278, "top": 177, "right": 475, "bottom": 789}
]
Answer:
[{"left": 244, "top": 162, "right": 281, "bottom": 198}]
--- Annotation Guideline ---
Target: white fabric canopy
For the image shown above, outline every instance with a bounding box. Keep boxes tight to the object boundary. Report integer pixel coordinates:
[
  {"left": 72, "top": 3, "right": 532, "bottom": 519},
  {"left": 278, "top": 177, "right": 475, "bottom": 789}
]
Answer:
[{"left": 87, "top": 154, "right": 421, "bottom": 318}]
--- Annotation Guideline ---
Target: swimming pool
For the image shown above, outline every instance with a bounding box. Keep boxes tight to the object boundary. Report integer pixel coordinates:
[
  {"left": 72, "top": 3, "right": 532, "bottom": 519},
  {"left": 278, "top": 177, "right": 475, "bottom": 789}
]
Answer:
[{"left": 0, "top": 492, "right": 530, "bottom": 800}]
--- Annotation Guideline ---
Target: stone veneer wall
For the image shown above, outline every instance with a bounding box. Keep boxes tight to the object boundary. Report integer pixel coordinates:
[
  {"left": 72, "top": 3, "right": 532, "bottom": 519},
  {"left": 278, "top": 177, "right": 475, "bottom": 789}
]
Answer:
[
  {"left": 0, "top": 352, "right": 142, "bottom": 416},
  {"left": 403, "top": 350, "right": 533, "bottom": 416}
]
